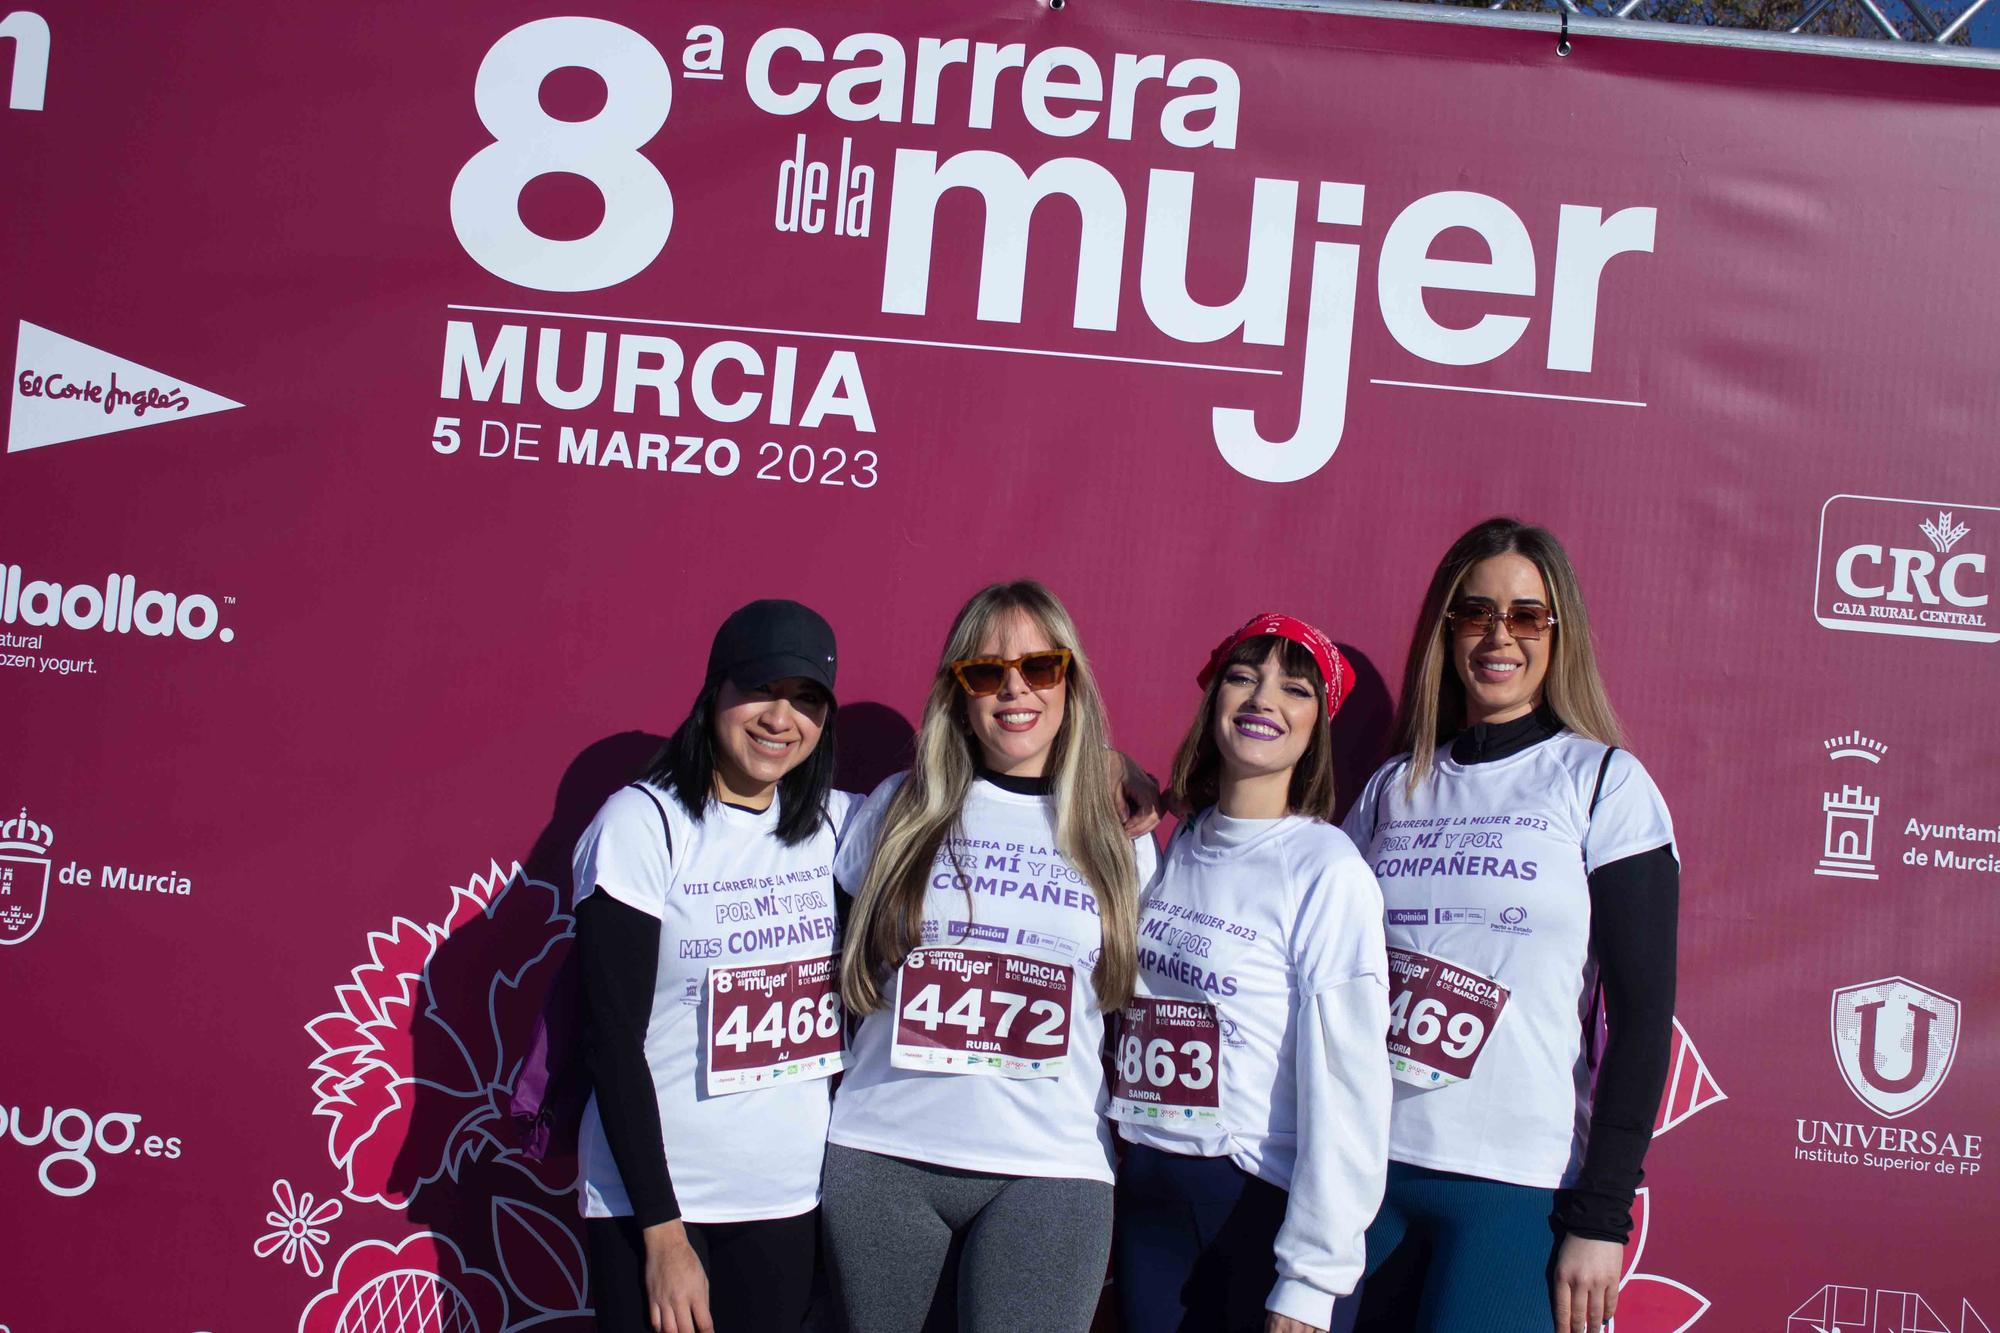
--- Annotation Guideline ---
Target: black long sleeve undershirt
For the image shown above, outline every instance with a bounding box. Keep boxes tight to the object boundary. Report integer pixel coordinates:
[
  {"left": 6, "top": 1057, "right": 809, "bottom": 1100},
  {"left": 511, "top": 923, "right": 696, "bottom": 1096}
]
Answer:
[
  {"left": 1559, "top": 844, "right": 1679, "bottom": 1243},
  {"left": 575, "top": 890, "right": 679, "bottom": 1228},
  {"left": 1449, "top": 708, "right": 1680, "bottom": 1245}
]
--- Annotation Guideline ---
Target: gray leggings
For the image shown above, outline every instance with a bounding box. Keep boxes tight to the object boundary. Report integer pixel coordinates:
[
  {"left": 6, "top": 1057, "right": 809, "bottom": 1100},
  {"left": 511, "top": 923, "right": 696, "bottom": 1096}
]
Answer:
[{"left": 820, "top": 1143, "right": 1113, "bottom": 1333}]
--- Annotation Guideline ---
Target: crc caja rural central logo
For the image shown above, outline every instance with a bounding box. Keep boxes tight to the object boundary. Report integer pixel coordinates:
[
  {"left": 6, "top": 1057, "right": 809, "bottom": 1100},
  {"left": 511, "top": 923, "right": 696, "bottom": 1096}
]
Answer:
[{"left": 1815, "top": 495, "right": 1996, "bottom": 643}]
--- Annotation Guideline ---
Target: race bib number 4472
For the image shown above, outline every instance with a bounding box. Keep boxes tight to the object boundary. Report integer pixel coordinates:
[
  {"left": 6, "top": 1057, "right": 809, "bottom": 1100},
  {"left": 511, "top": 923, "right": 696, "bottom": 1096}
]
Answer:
[
  {"left": 891, "top": 948, "right": 1072, "bottom": 1079},
  {"left": 1110, "top": 995, "right": 1220, "bottom": 1124},
  {"left": 1385, "top": 947, "right": 1509, "bottom": 1089},
  {"left": 704, "top": 955, "right": 844, "bottom": 1096}
]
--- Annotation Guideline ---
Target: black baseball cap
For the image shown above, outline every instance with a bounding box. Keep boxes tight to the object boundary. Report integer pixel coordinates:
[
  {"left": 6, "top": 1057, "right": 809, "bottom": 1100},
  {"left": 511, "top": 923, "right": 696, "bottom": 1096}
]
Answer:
[{"left": 707, "top": 599, "right": 838, "bottom": 698}]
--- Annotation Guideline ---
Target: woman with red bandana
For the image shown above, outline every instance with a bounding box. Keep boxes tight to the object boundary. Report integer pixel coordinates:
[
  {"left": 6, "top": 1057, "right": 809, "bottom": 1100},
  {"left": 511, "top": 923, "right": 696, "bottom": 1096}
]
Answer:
[
  {"left": 1338, "top": 518, "right": 1679, "bottom": 1333},
  {"left": 1111, "top": 612, "right": 1393, "bottom": 1333}
]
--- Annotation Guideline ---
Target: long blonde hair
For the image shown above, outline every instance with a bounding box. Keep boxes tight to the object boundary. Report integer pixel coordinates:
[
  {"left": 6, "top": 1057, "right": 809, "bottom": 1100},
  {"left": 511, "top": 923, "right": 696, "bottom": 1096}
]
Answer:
[
  {"left": 1392, "top": 518, "right": 1623, "bottom": 796},
  {"left": 840, "top": 580, "right": 1140, "bottom": 1013}
]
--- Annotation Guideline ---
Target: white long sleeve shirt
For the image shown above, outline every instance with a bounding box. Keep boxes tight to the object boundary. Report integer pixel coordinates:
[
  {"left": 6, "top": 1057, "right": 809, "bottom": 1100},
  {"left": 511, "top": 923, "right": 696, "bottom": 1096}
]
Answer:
[{"left": 1116, "top": 811, "right": 1392, "bottom": 1327}]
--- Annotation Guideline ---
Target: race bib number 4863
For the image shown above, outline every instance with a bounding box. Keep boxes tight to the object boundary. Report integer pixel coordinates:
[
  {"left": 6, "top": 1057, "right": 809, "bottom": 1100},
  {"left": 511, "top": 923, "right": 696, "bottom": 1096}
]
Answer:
[
  {"left": 1385, "top": 947, "right": 1509, "bottom": 1089},
  {"left": 890, "top": 948, "right": 1072, "bottom": 1079},
  {"left": 1110, "top": 995, "right": 1220, "bottom": 1125},
  {"left": 704, "top": 954, "right": 844, "bottom": 1096}
]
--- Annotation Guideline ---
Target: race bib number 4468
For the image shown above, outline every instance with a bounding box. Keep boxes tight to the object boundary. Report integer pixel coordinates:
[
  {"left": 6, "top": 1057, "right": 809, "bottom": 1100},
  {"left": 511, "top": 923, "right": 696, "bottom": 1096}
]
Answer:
[
  {"left": 891, "top": 948, "right": 1072, "bottom": 1079},
  {"left": 1386, "top": 947, "right": 1509, "bottom": 1089},
  {"left": 704, "top": 955, "right": 844, "bottom": 1096}
]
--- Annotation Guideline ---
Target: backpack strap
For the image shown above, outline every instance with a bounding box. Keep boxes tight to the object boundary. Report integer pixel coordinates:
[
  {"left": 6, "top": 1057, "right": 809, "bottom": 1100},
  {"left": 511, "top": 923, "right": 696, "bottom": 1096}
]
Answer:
[
  {"left": 1589, "top": 746, "right": 1619, "bottom": 820},
  {"left": 626, "top": 782, "right": 674, "bottom": 859},
  {"left": 1580, "top": 746, "right": 1620, "bottom": 1072}
]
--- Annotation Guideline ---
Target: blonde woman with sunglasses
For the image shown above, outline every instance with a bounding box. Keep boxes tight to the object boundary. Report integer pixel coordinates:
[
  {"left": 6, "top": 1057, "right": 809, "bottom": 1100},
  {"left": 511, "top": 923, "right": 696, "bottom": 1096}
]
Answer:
[
  {"left": 1336, "top": 519, "right": 1679, "bottom": 1333},
  {"left": 821, "top": 579, "right": 1155, "bottom": 1333}
]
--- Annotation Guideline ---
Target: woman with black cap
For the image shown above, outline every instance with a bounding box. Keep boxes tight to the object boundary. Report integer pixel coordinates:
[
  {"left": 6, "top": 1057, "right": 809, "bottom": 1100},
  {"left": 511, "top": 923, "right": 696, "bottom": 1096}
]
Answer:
[
  {"left": 1111, "top": 613, "right": 1392, "bottom": 1333},
  {"left": 572, "top": 598, "right": 852, "bottom": 1333}
]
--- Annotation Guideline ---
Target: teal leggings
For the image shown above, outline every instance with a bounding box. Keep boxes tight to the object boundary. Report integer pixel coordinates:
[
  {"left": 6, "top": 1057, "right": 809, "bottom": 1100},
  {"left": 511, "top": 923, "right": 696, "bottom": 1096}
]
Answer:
[{"left": 1334, "top": 1162, "right": 1560, "bottom": 1333}]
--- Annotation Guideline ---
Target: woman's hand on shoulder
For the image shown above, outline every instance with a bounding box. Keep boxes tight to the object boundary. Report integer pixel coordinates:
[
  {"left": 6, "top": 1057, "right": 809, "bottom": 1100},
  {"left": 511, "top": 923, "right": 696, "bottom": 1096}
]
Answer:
[
  {"left": 642, "top": 1219, "right": 712, "bottom": 1333},
  {"left": 1551, "top": 1233, "right": 1623, "bottom": 1333},
  {"left": 1109, "top": 749, "right": 1163, "bottom": 838}
]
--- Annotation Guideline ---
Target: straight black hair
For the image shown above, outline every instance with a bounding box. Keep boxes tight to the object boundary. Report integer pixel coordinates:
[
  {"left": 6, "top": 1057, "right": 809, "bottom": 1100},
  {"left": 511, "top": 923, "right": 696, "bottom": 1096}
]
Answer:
[{"left": 639, "top": 675, "right": 839, "bottom": 846}]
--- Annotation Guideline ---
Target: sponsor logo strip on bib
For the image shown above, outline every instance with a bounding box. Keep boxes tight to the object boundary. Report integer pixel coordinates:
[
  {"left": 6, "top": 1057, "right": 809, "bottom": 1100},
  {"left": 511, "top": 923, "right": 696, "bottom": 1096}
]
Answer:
[
  {"left": 1385, "top": 947, "right": 1509, "bottom": 1090},
  {"left": 890, "top": 947, "right": 1072, "bottom": 1079},
  {"left": 1110, "top": 994, "right": 1220, "bottom": 1124},
  {"left": 704, "top": 954, "right": 845, "bottom": 1095}
]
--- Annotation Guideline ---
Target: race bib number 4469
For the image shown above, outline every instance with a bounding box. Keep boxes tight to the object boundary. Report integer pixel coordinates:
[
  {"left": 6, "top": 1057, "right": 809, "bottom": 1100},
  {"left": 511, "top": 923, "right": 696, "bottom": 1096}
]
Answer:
[
  {"left": 1386, "top": 948, "right": 1509, "bottom": 1090},
  {"left": 891, "top": 948, "right": 1072, "bottom": 1079},
  {"left": 1110, "top": 995, "right": 1220, "bottom": 1124},
  {"left": 704, "top": 955, "right": 844, "bottom": 1096}
]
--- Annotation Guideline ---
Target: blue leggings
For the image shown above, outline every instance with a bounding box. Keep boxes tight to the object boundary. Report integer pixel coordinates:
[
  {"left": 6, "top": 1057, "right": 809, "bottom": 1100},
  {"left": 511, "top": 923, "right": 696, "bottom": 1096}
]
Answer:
[
  {"left": 1334, "top": 1162, "right": 1560, "bottom": 1333},
  {"left": 1113, "top": 1142, "right": 1290, "bottom": 1333}
]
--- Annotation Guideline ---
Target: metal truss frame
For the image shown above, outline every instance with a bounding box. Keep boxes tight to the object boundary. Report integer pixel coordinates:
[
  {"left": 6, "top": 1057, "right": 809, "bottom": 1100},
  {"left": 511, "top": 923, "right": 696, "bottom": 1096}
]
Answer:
[{"left": 1212, "top": 0, "right": 2000, "bottom": 65}]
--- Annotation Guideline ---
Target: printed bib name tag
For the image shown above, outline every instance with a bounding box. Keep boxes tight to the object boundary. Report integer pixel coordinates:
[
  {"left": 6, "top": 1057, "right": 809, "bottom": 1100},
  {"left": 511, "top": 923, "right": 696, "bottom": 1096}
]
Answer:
[
  {"left": 891, "top": 947, "right": 1072, "bottom": 1078},
  {"left": 1385, "top": 947, "right": 1510, "bottom": 1090},
  {"left": 704, "top": 954, "right": 845, "bottom": 1095},
  {"left": 1110, "top": 995, "right": 1221, "bottom": 1124}
]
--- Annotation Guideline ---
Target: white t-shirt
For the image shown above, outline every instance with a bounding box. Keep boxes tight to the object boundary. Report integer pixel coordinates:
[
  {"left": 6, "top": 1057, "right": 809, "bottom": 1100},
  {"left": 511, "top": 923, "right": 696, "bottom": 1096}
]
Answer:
[
  {"left": 1118, "top": 811, "right": 1391, "bottom": 1325},
  {"left": 572, "top": 782, "right": 859, "bottom": 1224},
  {"left": 828, "top": 772, "right": 1159, "bottom": 1185},
  {"left": 1342, "top": 733, "right": 1675, "bottom": 1189}
]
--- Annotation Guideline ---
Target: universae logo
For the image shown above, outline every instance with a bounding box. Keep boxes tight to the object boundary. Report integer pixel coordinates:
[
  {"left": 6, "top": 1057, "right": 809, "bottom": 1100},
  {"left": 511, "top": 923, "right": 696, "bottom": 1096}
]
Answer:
[
  {"left": 1830, "top": 976, "right": 1960, "bottom": 1121},
  {"left": 1815, "top": 495, "right": 1995, "bottom": 643}
]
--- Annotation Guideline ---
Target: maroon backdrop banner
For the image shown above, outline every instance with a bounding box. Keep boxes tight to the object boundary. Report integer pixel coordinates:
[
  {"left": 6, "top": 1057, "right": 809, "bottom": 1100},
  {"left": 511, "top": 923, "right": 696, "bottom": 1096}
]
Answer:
[{"left": 2, "top": 1, "right": 1995, "bottom": 1329}]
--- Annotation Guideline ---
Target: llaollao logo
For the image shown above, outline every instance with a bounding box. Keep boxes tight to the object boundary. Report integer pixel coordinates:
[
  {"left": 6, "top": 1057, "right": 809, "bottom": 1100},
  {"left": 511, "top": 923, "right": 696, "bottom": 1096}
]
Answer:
[{"left": 0, "top": 563, "right": 234, "bottom": 642}]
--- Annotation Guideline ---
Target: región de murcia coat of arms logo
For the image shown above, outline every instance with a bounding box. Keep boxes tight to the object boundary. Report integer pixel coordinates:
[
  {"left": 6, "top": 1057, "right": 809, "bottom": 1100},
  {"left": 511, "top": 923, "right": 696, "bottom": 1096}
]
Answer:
[{"left": 0, "top": 806, "right": 54, "bottom": 946}]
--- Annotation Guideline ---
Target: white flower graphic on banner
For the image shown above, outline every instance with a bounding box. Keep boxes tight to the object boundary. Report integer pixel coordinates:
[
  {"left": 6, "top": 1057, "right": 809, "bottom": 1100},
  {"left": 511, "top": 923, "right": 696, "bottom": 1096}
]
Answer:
[
  {"left": 255, "top": 1179, "right": 344, "bottom": 1277},
  {"left": 299, "top": 1232, "right": 506, "bottom": 1333},
  {"left": 1653, "top": 1017, "right": 1728, "bottom": 1137},
  {"left": 1610, "top": 1189, "right": 1713, "bottom": 1333},
  {"left": 305, "top": 862, "right": 575, "bottom": 1209},
  {"left": 489, "top": 1197, "right": 592, "bottom": 1328},
  {"left": 300, "top": 858, "right": 596, "bottom": 1332},
  {"left": 1605, "top": 1021, "right": 1727, "bottom": 1332}
]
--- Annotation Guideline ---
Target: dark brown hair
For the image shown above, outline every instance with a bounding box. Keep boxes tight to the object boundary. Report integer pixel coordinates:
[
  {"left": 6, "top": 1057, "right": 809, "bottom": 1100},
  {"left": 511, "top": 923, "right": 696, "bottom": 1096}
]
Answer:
[{"left": 1167, "top": 635, "right": 1338, "bottom": 821}]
